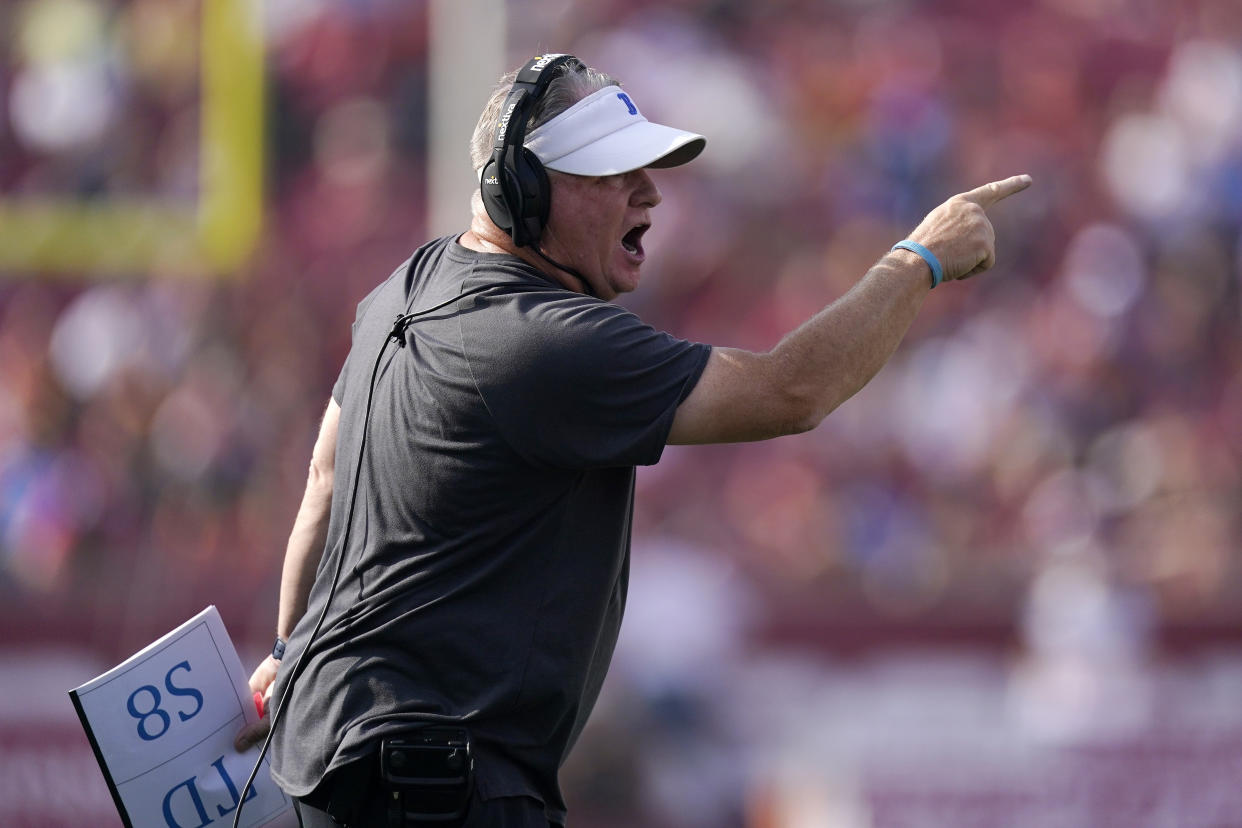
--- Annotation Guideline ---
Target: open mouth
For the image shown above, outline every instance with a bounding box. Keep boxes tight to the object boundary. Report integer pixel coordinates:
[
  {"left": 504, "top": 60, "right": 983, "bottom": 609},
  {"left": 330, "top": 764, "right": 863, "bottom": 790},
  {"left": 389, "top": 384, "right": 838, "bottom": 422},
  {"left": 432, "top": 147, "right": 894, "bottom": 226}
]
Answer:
[{"left": 621, "top": 223, "right": 649, "bottom": 258}]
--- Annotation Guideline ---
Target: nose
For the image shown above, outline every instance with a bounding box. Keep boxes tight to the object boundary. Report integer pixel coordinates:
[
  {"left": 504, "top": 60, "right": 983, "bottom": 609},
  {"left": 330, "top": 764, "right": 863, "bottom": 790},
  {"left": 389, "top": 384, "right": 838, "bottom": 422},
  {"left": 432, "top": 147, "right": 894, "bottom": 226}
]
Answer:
[{"left": 629, "top": 168, "right": 662, "bottom": 208}]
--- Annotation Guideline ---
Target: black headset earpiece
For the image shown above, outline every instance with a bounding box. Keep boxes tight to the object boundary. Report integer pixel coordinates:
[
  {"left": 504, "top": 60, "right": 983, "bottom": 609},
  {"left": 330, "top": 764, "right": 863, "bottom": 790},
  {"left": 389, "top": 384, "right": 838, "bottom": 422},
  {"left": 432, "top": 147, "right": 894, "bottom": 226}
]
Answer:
[{"left": 480, "top": 54, "right": 578, "bottom": 248}]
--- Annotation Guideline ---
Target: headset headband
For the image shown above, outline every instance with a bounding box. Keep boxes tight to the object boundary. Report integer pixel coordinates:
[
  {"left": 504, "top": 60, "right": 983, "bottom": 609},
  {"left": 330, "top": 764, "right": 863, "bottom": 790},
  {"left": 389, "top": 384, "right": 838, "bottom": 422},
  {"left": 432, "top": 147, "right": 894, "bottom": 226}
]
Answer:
[
  {"left": 480, "top": 54, "right": 578, "bottom": 248},
  {"left": 493, "top": 54, "right": 575, "bottom": 149}
]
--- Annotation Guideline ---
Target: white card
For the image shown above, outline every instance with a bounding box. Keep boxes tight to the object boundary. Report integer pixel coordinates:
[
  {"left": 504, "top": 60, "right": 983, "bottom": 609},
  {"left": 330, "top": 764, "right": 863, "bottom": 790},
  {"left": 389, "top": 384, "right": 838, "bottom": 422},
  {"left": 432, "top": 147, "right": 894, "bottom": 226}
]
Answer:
[{"left": 69, "top": 606, "right": 295, "bottom": 828}]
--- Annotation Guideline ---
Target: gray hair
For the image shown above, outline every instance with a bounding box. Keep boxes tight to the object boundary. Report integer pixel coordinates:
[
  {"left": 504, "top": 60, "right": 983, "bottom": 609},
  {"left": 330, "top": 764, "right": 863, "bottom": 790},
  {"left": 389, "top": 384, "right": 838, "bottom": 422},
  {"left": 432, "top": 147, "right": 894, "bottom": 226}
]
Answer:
[{"left": 469, "top": 58, "right": 621, "bottom": 174}]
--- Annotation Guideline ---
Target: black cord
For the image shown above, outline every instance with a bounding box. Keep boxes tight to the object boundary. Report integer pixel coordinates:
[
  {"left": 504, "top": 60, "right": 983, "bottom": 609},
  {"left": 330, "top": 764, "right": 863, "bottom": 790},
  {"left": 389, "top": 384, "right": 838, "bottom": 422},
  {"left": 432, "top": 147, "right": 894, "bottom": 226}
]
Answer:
[
  {"left": 233, "top": 282, "right": 500, "bottom": 827},
  {"left": 531, "top": 245, "right": 595, "bottom": 298}
]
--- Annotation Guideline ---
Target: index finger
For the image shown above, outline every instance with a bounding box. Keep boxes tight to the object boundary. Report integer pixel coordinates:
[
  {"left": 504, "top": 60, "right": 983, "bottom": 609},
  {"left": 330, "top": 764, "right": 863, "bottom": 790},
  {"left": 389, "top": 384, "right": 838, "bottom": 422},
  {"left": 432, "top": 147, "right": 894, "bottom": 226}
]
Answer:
[{"left": 959, "top": 174, "right": 1033, "bottom": 208}]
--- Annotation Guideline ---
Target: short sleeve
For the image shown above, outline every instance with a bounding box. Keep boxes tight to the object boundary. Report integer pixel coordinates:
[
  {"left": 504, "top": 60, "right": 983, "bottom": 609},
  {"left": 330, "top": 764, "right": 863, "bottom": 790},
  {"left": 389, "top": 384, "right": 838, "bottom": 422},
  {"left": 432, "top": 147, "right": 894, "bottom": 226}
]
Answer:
[
  {"left": 331, "top": 359, "right": 348, "bottom": 404},
  {"left": 460, "top": 290, "right": 711, "bottom": 469},
  {"left": 332, "top": 279, "right": 389, "bottom": 405}
]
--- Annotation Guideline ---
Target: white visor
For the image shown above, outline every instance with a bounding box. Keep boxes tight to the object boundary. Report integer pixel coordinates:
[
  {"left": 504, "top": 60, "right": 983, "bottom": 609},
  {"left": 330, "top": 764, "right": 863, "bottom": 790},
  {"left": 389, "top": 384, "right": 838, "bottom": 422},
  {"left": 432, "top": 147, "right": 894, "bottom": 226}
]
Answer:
[{"left": 525, "top": 86, "right": 705, "bottom": 176}]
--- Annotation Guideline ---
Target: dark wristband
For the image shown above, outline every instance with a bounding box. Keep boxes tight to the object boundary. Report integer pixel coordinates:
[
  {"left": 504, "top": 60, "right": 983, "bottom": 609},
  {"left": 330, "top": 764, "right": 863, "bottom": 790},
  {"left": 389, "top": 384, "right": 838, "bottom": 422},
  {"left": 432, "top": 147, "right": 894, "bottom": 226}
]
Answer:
[{"left": 272, "top": 637, "right": 286, "bottom": 661}]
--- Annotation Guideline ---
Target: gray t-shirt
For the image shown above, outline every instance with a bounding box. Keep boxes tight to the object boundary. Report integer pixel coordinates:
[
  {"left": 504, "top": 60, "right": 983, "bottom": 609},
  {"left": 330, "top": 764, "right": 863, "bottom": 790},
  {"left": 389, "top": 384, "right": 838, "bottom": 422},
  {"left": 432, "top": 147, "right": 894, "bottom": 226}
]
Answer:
[{"left": 269, "top": 236, "right": 711, "bottom": 822}]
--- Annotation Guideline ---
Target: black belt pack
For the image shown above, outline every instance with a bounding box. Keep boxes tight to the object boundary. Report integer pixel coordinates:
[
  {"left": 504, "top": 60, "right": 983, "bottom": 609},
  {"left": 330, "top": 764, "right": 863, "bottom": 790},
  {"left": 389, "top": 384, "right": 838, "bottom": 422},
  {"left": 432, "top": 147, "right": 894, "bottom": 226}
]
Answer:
[{"left": 380, "top": 727, "right": 474, "bottom": 827}]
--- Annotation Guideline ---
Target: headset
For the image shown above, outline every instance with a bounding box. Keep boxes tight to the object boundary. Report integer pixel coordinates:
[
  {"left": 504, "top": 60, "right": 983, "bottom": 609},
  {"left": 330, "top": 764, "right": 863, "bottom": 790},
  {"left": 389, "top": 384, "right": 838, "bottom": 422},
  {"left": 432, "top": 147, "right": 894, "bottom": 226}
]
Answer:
[{"left": 479, "top": 53, "right": 579, "bottom": 248}]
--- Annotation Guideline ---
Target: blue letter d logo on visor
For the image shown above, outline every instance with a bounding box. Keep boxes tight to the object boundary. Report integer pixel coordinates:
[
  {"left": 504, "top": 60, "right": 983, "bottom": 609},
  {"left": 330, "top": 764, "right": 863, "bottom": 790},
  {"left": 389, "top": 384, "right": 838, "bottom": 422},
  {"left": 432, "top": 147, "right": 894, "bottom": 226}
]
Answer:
[{"left": 617, "top": 93, "right": 637, "bottom": 115}]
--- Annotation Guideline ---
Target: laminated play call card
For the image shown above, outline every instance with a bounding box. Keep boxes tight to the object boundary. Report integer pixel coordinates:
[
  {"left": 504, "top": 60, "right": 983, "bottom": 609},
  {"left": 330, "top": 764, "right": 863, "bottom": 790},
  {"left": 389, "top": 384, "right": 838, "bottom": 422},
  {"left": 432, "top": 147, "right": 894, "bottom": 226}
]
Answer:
[{"left": 68, "top": 606, "right": 294, "bottom": 828}]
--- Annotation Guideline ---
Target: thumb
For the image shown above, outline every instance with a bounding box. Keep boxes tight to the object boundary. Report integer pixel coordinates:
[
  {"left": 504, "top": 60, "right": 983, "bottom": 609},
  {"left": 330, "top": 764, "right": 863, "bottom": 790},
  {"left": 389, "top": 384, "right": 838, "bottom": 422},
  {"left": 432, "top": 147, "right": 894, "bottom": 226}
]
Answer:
[{"left": 234, "top": 718, "right": 270, "bottom": 752}]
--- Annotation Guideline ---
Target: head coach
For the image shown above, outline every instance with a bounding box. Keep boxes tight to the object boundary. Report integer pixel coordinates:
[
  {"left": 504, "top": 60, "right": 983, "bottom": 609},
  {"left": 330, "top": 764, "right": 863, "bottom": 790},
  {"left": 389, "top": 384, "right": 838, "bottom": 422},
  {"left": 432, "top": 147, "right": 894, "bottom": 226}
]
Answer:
[{"left": 233, "top": 54, "right": 1031, "bottom": 827}]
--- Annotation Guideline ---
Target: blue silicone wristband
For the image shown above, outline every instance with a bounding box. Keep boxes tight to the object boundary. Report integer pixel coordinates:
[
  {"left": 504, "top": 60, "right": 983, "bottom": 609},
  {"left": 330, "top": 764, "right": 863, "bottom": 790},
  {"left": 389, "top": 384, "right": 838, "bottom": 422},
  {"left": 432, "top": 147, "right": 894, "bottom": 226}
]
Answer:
[{"left": 891, "top": 240, "right": 944, "bottom": 289}]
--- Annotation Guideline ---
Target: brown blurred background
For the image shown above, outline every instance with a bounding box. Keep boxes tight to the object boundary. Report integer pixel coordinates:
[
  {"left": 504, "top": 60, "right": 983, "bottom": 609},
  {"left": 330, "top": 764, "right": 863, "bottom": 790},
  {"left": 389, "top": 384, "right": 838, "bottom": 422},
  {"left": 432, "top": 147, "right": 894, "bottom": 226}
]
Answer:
[{"left": 2, "top": 0, "right": 1241, "bottom": 825}]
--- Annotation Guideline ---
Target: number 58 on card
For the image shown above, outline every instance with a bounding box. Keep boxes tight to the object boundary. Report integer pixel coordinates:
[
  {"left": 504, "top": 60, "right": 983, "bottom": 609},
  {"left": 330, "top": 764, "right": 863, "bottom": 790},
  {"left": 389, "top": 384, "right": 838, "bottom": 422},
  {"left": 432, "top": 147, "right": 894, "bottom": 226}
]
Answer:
[{"left": 69, "top": 606, "right": 294, "bottom": 828}]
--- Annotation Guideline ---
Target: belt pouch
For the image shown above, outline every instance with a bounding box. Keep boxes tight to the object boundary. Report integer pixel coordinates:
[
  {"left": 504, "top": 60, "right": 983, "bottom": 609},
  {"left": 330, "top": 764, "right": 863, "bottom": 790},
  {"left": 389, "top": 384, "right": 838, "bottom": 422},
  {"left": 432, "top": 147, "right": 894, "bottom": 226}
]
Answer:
[{"left": 380, "top": 727, "right": 473, "bottom": 826}]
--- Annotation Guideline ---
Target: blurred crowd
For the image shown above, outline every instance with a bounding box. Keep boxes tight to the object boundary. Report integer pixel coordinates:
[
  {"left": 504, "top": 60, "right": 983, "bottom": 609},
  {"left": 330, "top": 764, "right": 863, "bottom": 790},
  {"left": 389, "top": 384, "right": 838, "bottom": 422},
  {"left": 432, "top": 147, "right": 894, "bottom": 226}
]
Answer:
[
  {"left": 3, "top": 0, "right": 1238, "bottom": 646},
  {"left": 1, "top": 0, "right": 1242, "bottom": 823}
]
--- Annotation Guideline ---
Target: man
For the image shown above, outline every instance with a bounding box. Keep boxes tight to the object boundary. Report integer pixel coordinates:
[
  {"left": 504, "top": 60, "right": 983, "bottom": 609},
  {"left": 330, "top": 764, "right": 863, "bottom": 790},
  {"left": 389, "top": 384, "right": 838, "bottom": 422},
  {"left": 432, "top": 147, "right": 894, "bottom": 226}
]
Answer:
[{"left": 235, "top": 54, "right": 1030, "bottom": 827}]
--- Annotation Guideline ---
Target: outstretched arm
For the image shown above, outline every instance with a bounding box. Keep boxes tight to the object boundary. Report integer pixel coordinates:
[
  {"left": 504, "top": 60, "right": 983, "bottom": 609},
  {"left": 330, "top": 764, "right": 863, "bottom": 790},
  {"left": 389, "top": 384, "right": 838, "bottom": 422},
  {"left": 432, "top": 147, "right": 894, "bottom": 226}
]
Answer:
[
  {"left": 668, "top": 175, "right": 1031, "bottom": 444},
  {"left": 235, "top": 397, "right": 339, "bottom": 750}
]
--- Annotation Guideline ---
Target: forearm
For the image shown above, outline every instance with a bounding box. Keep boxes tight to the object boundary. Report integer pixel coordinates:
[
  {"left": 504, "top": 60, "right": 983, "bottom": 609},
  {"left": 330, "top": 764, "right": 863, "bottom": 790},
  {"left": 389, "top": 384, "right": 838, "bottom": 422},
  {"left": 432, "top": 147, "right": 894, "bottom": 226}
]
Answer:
[
  {"left": 669, "top": 175, "right": 1031, "bottom": 446},
  {"left": 670, "top": 251, "right": 930, "bottom": 444},
  {"left": 275, "top": 398, "right": 340, "bottom": 641},
  {"left": 237, "top": 400, "right": 338, "bottom": 749},
  {"left": 770, "top": 248, "right": 930, "bottom": 428},
  {"left": 276, "top": 472, "right": 333, "bottom": 639}
]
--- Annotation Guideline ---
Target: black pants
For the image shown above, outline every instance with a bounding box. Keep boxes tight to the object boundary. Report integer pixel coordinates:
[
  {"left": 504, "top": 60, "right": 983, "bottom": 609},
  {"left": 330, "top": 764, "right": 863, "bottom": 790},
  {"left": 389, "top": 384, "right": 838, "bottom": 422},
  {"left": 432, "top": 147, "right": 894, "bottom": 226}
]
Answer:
[{"left": 293, "top": 793, "right": 554, "bottom": 828}]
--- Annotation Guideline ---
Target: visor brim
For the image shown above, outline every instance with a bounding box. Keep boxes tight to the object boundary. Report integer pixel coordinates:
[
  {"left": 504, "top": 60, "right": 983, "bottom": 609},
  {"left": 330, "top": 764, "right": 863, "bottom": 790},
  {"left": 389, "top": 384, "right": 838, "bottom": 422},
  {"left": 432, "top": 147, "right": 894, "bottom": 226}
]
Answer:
[{"left": 540, "top": 120, "right": 706, "bottom": 176}]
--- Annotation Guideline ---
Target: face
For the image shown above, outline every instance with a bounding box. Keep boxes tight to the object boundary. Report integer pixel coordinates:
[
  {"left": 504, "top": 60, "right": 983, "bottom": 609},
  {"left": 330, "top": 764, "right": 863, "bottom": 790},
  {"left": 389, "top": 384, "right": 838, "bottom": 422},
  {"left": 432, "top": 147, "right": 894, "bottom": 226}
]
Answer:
[{"left": 539, "top": 168, "right": 662, "bottom": 300}]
